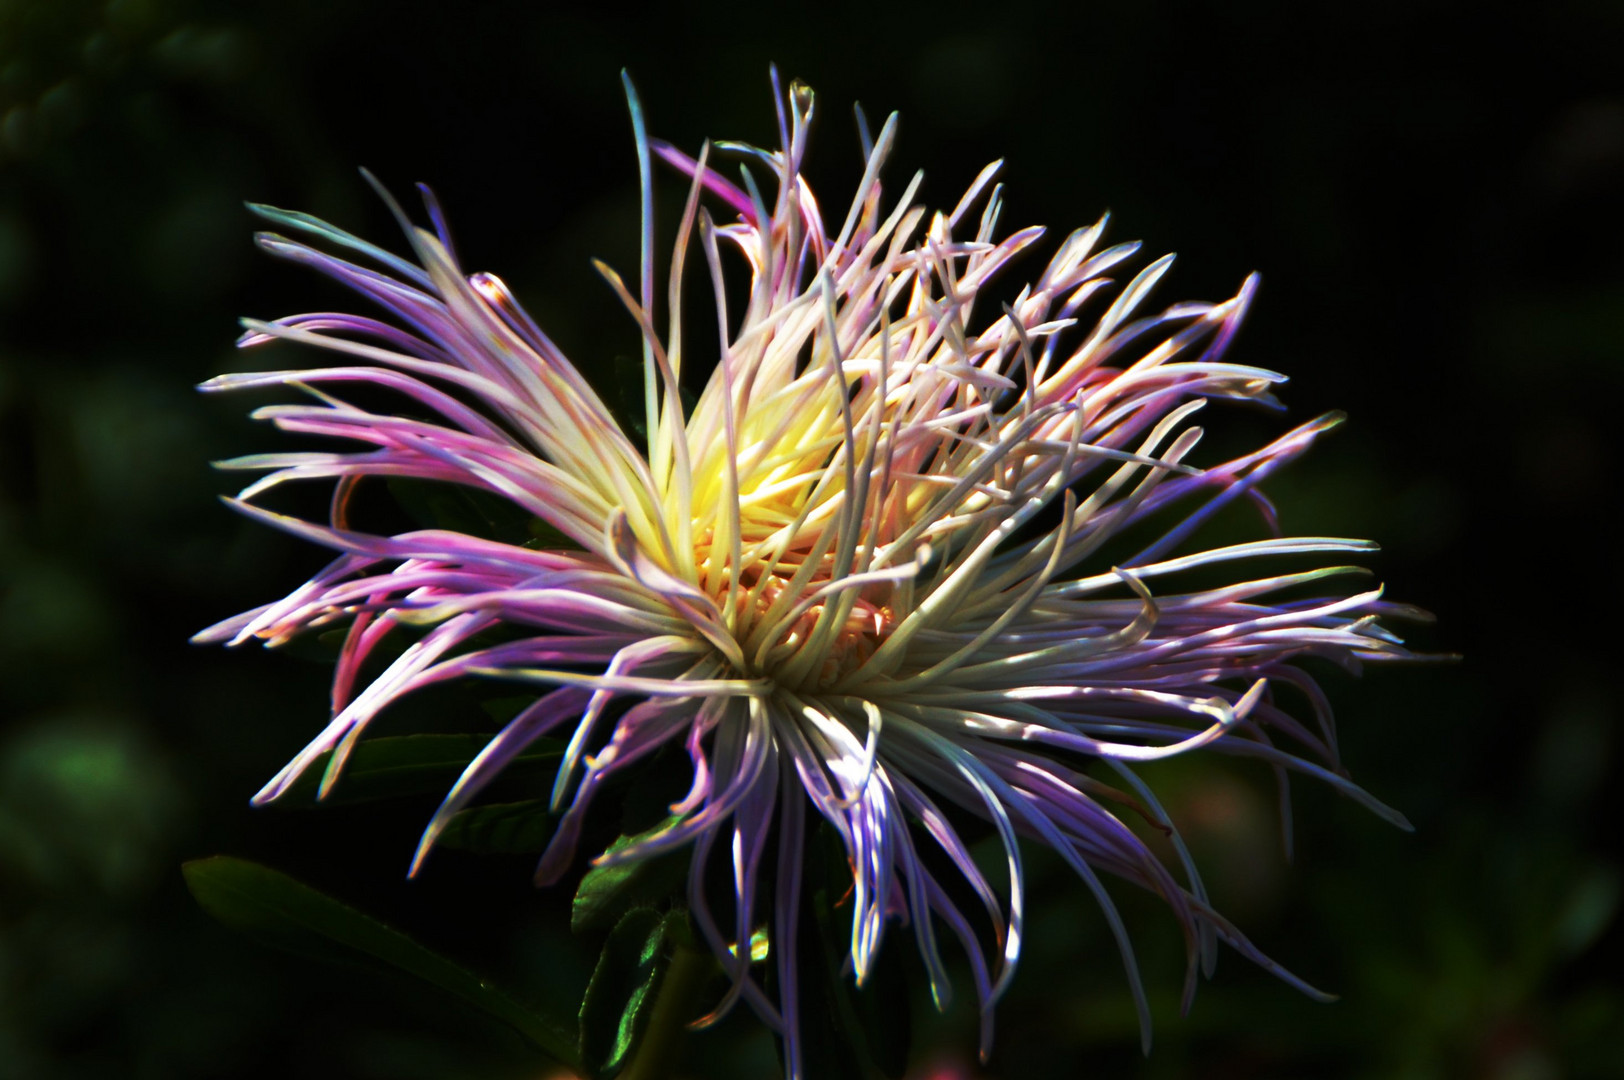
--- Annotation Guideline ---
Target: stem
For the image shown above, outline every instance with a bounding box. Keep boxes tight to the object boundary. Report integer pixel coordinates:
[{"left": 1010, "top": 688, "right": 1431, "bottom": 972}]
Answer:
[{"left": 620, "top": 943, "right": 713, "bottom": 1080}]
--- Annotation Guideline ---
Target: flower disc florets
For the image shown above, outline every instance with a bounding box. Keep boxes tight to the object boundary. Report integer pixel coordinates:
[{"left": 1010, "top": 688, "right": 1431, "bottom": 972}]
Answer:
[{"left": 198, "top": 73, "right": 1422, "bottom": 1077}]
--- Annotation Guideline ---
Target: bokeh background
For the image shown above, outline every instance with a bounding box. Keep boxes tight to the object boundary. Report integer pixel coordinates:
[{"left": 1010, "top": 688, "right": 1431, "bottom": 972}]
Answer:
[{"left": 2, "top": 1, "right": 1621, "bottom": 1077}]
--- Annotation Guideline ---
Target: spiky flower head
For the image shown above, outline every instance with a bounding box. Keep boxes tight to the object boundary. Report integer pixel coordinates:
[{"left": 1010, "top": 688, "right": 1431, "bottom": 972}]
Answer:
[{"left": 198, "top": 73, "right": 1421, "bottom": 1074}]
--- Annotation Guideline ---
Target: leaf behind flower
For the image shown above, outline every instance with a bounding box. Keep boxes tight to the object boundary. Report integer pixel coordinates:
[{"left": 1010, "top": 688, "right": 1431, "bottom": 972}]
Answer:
[
  {"left": 277, "top": 733, "right": 563, "bottom": 807},
  {"left": 571, "top": 815, "right": 690, "bottom": 935},
  {"left": 579, "top": 907, "right": 670, "bottom": 1077},
  {"left": 182, "top": 855, "right": 581, "bottom": 1068},
  {"left": 438, "top": 798, "right": 556, "bottom": 854}
]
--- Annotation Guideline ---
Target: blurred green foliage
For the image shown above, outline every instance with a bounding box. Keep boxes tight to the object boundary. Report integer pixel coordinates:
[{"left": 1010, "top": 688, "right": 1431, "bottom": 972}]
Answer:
[{"left": 2, "top": 0, "right": 1622, "bottom": 1076}]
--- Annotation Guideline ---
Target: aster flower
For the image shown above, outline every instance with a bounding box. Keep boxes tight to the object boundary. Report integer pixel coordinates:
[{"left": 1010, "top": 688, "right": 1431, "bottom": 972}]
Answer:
[{"left": 198, "top": 73, "right": 1421, "bottom": 1075}]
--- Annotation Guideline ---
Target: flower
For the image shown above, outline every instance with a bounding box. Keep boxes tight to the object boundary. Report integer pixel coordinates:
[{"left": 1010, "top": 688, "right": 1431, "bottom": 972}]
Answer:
[{"left": 197, "top": 72, "right": 1422, "bottom": 1075}]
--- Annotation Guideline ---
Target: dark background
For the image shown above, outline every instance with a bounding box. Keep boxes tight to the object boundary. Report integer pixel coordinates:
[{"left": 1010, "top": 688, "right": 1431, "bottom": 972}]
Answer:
[{"left": 2, "top": 1, "right": 1621, "bottom": 1077}]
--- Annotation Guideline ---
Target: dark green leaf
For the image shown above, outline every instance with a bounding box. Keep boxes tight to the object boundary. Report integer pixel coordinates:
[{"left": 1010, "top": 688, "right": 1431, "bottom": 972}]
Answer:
[
  {"left": 578, "top": 908, "right": 670, "bottom": 1077},
  {"left": 789, "top": 884, "right": 912, "bottom": 1080},
  {"left": 182, "top": 856, "right": 579, "bottom": 1067},
  {"left": 849, "top": 916, "right": 912, "bottom": 1079},
  {"left": 276, "top": 733, "right": 562, "bottom": 807},
  {"left": 793, "top": 889, "right": 879, "bottom": 1080},
  {"left": 571, "top": 816, "right": 689, "bottom": 934},
  {"left": 276, "top": 625, "right": 351, "bottom": 663},
  {"left": 611, "top": 354, "right": 647, "bottom": 441},
  {"left": 480, "top": 695, "right": 537, "bottom": 726},
  {"left": 386, "top": 477, "right": 576, "bottom": 549},
  {"left": 438, "top": 799, "right": 556, "bottom": 854},
  {"left": 608, "top": 354, "right": 697, "bottom": 438},
  {"left": 523, "top": 518, "right": 578, "bottom": 550}
]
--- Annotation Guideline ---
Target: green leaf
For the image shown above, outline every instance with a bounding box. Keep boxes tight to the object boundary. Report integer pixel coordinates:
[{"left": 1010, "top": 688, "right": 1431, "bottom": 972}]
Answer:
[
  {"left": 438, "top": 799, "right": 556, "bottom": 854},
  {"left": 480, "top": 695, "right": 538, "bottom": 726},
  {"left": 607, "top": 354, "right": 699, "bottom": 442},
  {"left": 578, "top": 908, "right": 670, "bottom": 1077},
  {"left": 182, "top": 856, "right": 580, "bottom": 1068},
  {"left": 791, "top": 886, "right": 912, "bottom": 1080},
  {"left": 523, "top": 518, "right": 579, "bottom": 550},
  {"left": 571, "top": 816, "right": 689, "bottom": 934},
  {"left": 276, "top": 625, "right": 350, "bottom": 663},
  {"left": 795, "top": 889, "right": 877, "bottom": 1080},
  {"left": 386, "top": 477, "right": 532, "bottom": 544},
  {"left": 611, "top": 354, "right": 647, "bottom": 441},
  {"left": 276, "top": 733, "right": 562, "bottom": 807},
  {"left": 386, "top": 477, "right": 577, "bottom": 549},
  {"left": 848, "top": 915, "right": 912, "bottom": 1079}
]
